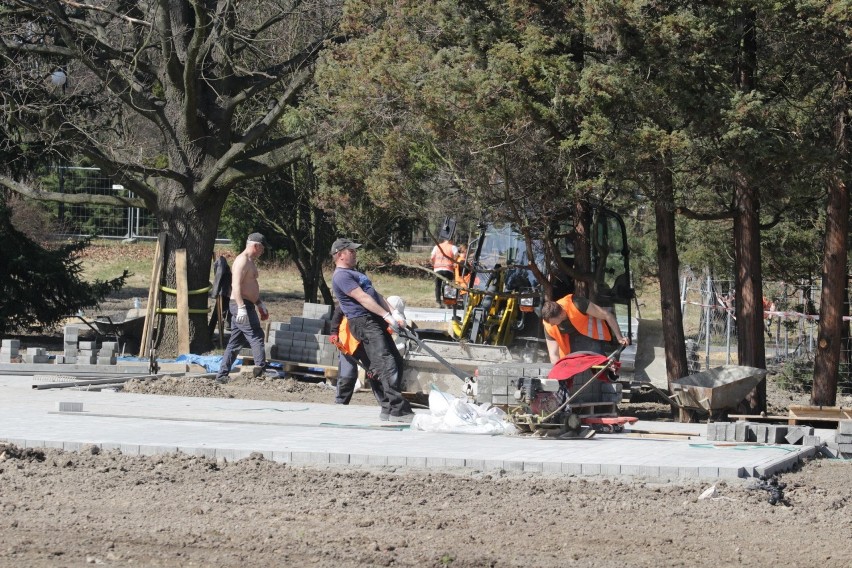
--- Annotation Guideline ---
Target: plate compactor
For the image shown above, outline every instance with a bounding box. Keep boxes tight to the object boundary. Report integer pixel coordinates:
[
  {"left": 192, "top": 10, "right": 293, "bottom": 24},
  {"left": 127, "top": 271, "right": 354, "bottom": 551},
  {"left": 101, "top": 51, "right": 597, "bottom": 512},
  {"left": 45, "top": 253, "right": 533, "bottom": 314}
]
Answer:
[{"left": 508, "top": 347, "right": 637, "bottom": 439}]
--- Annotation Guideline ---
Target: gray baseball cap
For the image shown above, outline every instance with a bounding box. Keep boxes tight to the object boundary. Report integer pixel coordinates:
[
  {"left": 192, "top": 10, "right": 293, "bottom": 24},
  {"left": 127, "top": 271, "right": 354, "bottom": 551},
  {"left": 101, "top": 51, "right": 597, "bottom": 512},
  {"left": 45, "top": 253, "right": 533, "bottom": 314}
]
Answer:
[
  {"left": 247, "top": 232, "right": 267, "bottom": 247},
  {"left": 330, "top": 238, "right": 362, "bottom": 256}
]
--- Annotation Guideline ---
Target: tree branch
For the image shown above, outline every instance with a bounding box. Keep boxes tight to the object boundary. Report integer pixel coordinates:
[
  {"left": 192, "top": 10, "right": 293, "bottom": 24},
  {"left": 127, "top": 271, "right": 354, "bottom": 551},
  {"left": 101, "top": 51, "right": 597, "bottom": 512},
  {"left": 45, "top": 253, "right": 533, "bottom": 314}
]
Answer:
[{"left": 0, "top": 174, "right": 144, "bottom": 207}]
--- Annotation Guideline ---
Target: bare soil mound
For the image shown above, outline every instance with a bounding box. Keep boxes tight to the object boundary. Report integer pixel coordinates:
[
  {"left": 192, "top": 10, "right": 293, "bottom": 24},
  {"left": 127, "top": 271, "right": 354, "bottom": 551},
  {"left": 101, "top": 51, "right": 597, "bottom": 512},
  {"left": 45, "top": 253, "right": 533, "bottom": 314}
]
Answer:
[{"left": 1, "top": 442, "right": 850, "bottom": 567}]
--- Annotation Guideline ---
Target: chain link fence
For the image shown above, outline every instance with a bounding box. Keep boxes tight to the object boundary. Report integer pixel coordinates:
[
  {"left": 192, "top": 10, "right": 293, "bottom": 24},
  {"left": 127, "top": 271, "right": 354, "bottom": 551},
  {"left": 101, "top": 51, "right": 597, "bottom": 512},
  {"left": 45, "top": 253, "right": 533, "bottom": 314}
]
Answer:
[
  {"left": 681, "top": 269, "right": 851, "bottom": 388},
  {"left": 50, "top": 166, "right": 158, "bottom": 239},
  {"left": 47, "top": 166, "right": 228, "bottom": 242}
]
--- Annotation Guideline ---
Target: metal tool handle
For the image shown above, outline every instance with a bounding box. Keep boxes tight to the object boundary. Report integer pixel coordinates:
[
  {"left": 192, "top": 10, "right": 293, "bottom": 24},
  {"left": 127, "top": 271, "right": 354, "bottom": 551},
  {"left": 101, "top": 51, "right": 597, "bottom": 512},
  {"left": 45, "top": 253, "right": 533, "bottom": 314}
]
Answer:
[{"left": 398, "top": 328, "right": 473, "bottom": 382}]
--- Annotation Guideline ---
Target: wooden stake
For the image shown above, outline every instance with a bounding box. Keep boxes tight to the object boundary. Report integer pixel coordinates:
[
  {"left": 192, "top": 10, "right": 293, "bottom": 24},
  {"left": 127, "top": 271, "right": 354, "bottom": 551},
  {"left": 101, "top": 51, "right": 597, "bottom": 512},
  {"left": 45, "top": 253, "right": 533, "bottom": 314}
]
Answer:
[
  {"left": 139, "top": 233, "right": 166, "bottom": 357},
  {"left": 176, "top": 249, "right": 190, "bottom": 355}
]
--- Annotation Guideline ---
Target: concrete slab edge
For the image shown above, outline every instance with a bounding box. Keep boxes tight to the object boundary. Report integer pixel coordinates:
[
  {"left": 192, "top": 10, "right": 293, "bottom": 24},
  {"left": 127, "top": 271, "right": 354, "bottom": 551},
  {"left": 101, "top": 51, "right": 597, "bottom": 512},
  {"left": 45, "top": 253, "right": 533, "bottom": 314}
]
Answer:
[
  {"left": 1, "top": 437, "right": 773, "bottom": 480},
  {"left": 752, "top": 446, "right": 817, "bottom": 478}
]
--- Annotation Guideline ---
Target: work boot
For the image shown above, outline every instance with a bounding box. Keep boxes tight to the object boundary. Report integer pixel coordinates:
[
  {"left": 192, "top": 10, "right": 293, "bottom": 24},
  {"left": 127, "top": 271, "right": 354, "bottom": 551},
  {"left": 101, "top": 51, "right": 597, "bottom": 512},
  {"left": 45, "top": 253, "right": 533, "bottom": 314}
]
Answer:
[
  {"left": 215, "top": 375, "right": 229, "bottom": 385},
  {"left": 388, "top": 412, "right": 415, "bottom": 423},
  {"left": 379, "top": 410, "right": 390, "bottom": 422}
]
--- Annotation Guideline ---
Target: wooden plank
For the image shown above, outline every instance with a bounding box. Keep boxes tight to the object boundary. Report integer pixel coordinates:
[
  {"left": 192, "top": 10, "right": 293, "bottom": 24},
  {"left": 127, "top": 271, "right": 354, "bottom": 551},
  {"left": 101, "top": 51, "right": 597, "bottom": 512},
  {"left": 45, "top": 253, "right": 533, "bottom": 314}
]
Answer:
[
  {"left": 139, "top": 233, "right": 166, "bottom": 357},
  {"left": 627, "top": 429, "right": 701, "bottom": 437},
  {"left": 787, "top": 405, "right": 852, "bottom": 424},
  {"left": 728, "top": 413, "right": 789, "bottom": 422},
  {"left": 627, "top": 433, "right": 695, "bottom": 440},
  {"left": 175, "top": 249, "right": 190, "bottom": 355}
]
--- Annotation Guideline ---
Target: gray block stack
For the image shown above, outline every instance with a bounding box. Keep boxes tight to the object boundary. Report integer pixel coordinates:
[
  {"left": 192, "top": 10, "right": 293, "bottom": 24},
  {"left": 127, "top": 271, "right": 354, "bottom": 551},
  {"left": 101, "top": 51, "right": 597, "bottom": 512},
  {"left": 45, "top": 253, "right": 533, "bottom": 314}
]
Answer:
[
  {"left": 265, "top": 316, "right": 337, "bottom": 367},
  {"left": 77, "top": 340, "right": 100, "bottom": 365},
  {"left": 23, "top": 347, "right": 50, "bottom": 364},
  {"left": 63, "top": 326, "right": 79, "bottom": 364},
  {"left": 0, "top": 339, "right": 21, "bottom": 363},
  {"left": 828, "top": 420, "right": 852, "bottom": 458},
  {"left": 706, "top": 421, "right": 814, "bottom": 444},
  {"left": 475, "top": 363, "right": 621, "bottom": 407},
  {"left": 97, "top": 341, "right": 118, "bottom": 366},
  {"left": 476, "top": 363, "right": 553, "bottom": 407},
  {"left": 301, "top": 302, "right": 333, "bottom": 321}
]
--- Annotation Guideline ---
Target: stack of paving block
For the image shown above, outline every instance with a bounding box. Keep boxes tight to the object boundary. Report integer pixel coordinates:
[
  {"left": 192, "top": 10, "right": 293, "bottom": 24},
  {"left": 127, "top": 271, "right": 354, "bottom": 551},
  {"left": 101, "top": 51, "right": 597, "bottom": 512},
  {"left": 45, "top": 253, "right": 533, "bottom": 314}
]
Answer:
[
  {"left": 706, "top": 421, "right": 817, "bottom": 445},
  {"left": 23, "top": 347, "right": 50, "bottom": 364},
  {"left": 476, "top": 363, "right": 552, "bottom": 407},
  {"left": 77, "top": 340, "right": 100, "bottom": 365},
  {"left": 828, "top": 420, "right": 852, "bottom": 457},
  {"left": 475, "top": 363, "right": 622, "bottom": 407},
  {"left": 265, "top": 316, "right": 338, "bottom": 367},
  {"left": 301, "top": 302, "right": 334, "bottom": 321},
  {"left": 0, "top": 339, "right": 21, "bottom": 363},
  {"left": 97, "top": 342, "right": 118, "bottom": 365},
  {"left": 60, "top": 325, "right": 79, "bottom": 364}
]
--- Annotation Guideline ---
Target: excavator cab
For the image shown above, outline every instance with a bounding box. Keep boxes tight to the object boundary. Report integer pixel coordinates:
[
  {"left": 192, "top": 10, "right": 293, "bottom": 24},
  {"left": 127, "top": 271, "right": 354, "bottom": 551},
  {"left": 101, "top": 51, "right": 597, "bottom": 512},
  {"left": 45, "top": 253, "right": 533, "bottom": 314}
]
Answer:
[{"left": 447, "top": 207, "right": 633, "bottom": 351}]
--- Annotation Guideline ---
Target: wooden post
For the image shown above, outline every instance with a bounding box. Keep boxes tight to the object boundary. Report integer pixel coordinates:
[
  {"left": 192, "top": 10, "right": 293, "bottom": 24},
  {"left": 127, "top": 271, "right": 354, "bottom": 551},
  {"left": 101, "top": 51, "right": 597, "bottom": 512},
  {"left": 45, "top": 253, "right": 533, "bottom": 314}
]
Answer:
[
  {"left": 139, "top": 233, "right": 166, "bottom": 357},
  {"left": 176, "top": 249, "right": 190, "bottom": 355},
  {"left": 216, "top": 296, "right": 225, "bottom": 349}
]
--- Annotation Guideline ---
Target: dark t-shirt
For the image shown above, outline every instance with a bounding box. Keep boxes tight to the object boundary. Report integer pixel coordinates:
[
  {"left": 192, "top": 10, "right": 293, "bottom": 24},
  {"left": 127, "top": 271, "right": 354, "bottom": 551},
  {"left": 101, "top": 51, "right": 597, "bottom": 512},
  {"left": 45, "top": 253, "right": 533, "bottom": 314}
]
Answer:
[{"left": 332, "top": 268, "right": 382, "bottom": 319}]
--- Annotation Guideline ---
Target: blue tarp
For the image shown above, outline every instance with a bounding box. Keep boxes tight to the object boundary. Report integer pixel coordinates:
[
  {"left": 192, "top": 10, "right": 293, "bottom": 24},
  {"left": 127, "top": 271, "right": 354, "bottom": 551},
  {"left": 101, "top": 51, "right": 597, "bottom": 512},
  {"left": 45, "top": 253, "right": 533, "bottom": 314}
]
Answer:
[{"left": 117, "top": 354, "right": 241, "bottom": 374}]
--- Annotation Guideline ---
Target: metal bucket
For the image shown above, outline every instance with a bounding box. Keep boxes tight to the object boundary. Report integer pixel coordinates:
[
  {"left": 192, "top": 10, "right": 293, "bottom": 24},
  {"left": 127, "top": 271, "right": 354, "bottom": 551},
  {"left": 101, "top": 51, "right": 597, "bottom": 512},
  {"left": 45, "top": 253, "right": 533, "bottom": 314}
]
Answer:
[{"left": 670, "top": 365, "right": 767, "bottom": 412}]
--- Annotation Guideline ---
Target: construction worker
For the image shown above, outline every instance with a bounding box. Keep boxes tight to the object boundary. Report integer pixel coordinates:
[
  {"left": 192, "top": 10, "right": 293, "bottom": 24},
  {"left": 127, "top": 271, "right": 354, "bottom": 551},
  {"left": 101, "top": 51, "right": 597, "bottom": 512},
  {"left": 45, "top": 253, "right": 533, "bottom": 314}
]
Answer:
[
  {"left": 331, "top": 238, "right": 415, "bottom": 422},
  {"left": 431, "top": 237, "right": 458, "bottom": 308},
  {"left": 541, "top": 294, "right": 629, "bottom": 364},
  {"left": 216, "top": 233, "right": 270, "bottom": 383},
  {"left": 454, "top": 244, "right": 470, "bottom": 292}
]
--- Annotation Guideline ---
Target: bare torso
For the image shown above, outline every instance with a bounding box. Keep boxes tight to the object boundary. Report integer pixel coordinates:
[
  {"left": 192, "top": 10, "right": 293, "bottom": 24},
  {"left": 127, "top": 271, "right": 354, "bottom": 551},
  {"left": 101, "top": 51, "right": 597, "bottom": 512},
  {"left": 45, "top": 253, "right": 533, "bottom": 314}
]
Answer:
[{"left": 230, "top": 251, "right": 260, "bottom": 304}]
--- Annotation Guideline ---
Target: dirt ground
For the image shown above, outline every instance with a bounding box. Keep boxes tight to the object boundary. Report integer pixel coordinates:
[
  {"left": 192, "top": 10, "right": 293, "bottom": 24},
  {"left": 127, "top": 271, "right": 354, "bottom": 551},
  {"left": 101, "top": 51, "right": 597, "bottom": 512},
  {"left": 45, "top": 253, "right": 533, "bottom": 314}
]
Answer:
[
  {"left": 6, "top": 297, "right": 852, "bottom": 566},
  {"left": 3, "top": 375, "right": 852, "bottom": 566},
  {"left": 1, "top": 439, "right": 851, "bottom": 567}
]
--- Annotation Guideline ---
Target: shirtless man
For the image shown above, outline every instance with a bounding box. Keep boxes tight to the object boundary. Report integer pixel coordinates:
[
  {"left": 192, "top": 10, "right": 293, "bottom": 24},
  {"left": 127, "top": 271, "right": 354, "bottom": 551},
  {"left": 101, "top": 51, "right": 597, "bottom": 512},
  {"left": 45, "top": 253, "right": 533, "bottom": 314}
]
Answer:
[{"left": 216, "top": 233, "right": 269, "bottom": 383}]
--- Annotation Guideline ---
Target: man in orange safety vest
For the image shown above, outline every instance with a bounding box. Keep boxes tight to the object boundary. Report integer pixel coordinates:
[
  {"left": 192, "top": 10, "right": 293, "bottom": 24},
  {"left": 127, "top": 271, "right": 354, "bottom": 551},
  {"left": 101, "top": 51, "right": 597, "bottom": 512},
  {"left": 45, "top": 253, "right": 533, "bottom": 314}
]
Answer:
[{"left": 541, "top": 294, "right": 629, "bottom": 364}]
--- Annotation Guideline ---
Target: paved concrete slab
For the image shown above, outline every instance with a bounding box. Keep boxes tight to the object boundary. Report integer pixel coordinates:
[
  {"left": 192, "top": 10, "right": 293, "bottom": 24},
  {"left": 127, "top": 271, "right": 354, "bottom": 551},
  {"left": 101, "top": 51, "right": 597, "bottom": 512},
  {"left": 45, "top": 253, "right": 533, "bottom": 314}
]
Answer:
[{"left": 0, "top": 375, "right": 816, "bottom": 481}]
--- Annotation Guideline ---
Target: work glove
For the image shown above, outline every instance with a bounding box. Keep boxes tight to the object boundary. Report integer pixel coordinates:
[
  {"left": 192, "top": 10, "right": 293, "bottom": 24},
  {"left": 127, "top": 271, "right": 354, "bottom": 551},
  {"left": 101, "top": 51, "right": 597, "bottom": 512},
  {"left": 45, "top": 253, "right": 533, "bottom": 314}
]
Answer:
[
  {"left": 329, "top": 334, "right": 344, "bottom": 351},
  {"left": 235, "top": 305, "right": 248, "bottom": 324},
  {"left": 383, "top": 312, "right": 401, "bottom": 334},
  {"left": 257, "top": 301, "right": 269, "bottom": 321},
  {"left": 391, "top": 309, "right": 407, "bottom": 330}
]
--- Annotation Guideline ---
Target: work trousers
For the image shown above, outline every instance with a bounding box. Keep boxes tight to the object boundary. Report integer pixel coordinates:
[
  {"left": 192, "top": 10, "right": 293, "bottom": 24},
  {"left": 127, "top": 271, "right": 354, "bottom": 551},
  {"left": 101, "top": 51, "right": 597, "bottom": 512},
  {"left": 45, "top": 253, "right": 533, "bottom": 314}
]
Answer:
[
  {"left": 335, "top": 347, "right": 386, "bottom": 406},
  {"left": 434, "top": 269, "right": 454, "bottom": 304},
  {"left": 347, "top": 314, "right": 411, "bottom": 417},
  {"left": 217, "top": 300, "right": 266, "bottom": 379}
]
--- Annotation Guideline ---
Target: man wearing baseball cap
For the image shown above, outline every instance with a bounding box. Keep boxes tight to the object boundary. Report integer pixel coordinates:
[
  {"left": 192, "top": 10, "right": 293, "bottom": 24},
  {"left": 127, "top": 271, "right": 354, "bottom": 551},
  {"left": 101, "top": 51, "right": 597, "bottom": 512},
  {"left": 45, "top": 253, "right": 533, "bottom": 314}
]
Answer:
[
  {"left": 330, "top": 238, "right": 414, "bottom": 422},
  {"left": 216, "top": 232, "right": 270, "bottom": 383}
]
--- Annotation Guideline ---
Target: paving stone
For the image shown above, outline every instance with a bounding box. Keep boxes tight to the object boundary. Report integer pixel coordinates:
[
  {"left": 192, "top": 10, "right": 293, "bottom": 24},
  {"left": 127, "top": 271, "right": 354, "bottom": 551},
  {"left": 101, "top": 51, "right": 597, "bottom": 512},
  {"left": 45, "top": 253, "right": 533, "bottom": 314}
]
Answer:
[{"left": 838, "top": 420, "right": 852, "bottom": 435}]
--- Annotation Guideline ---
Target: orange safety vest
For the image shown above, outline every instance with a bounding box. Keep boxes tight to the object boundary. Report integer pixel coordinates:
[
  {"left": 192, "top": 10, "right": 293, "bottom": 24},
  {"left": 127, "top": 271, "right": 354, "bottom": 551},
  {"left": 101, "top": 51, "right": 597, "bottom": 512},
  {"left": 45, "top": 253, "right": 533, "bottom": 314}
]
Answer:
[
  {"left": 432, "top": 242, "right": 456, "bottom": 272},
  {"left": 543, "top": 295, "right": 612, "bottom": 358},
  {"left": 454, "top": 252, "right": 470, "bottom": 289},
  {"left": 336, "top": 317, "right": 361, "bottom": 356},
  {"left": 336, "top": 316, "right": 393, "bottom": 356}
]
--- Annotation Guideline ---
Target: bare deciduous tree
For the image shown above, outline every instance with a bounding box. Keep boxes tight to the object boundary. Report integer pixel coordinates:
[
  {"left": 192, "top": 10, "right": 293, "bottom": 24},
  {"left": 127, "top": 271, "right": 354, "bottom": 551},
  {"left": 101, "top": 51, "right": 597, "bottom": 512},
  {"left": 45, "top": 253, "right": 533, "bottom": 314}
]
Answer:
[{"left": 0, "top": 0, "right": 340, "bottom": 354}]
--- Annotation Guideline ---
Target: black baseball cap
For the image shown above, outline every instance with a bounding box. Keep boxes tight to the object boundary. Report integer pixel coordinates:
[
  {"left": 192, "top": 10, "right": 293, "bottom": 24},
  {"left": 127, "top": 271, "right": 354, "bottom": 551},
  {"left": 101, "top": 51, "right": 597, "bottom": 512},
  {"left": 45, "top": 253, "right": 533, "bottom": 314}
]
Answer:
[
  {"left": 330, "top": 238, "right": 362, "bottom": 256},
  {"left": 247, "top": 232, "right": 268, "bottom": 247}
]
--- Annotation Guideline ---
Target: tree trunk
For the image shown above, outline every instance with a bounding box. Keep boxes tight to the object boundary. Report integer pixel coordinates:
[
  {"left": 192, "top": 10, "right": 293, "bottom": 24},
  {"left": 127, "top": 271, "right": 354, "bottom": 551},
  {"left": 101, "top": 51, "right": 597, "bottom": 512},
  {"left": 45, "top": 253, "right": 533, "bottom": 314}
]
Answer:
[
  {"left": 812, "top": 176, "right": 849, "bottom": 405},
  {"left": 812, "top": 68, "right": 850, "bottom": 405},
  {"left": 155, "top": 188, "right": 228, "bottom": 357},
  {"left": 654, "top": 161, "right": 690, "bottom": 387},
  {"left": 573, "top": 201, "right": 592, "bottom": 298},
  {"left": 733, "top": 173, "right": 766, "bottom": 411},
  {"left": 732, "top": 7, "right": 765, "bottom": 413}
]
